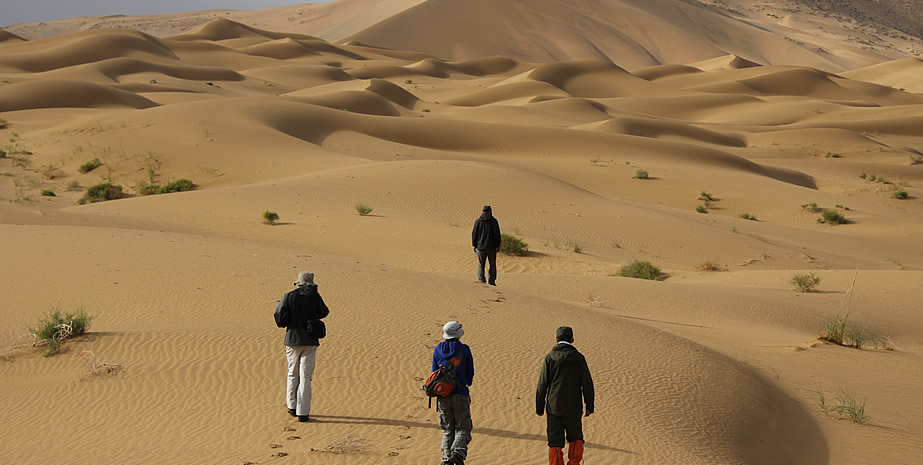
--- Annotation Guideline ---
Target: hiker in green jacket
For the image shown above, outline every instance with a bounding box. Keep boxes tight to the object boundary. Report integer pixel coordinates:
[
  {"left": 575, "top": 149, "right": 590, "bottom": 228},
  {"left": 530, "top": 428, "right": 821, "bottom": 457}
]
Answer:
[{"left": 536, "top": 326, "right": 594, "bottom": 465}]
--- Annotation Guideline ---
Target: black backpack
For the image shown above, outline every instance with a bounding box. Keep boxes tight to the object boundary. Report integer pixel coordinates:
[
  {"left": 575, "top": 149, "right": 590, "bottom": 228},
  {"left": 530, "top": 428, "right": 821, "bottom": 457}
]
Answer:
[{"left": 422, "top": 351, "right": 463, "bottom": 407}]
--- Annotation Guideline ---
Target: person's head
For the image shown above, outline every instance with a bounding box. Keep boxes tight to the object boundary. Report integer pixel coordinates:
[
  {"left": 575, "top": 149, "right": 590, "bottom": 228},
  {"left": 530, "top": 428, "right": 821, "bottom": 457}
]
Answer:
[
  {"left": 443, "top": 321, "right": 464, "bottom": 340},
  {"left": 295, "top": 271, "right": 315, "bottom": 287},
  {"left": 556, "top": 326, "right": 574, "bottom": 343},
  {"left": 482, "top": 205, "right": 492, "bottom": 215}
]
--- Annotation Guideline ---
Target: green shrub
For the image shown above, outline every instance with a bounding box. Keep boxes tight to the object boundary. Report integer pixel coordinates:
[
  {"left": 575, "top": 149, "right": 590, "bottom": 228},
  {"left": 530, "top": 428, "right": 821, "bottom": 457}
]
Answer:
[
  {"left": 791, "top": 272, "right": 821, "bottom": 292},
  {"left": 892, "top": 190, "right": 909, "bottom": 199},
  {"left": 499, "top": 233, "right": 528, "bottom": 256},
  {"left": 617, "top": 260, "right": 664, "bottom": 281},
  {"left": 817, "top": 388, "right": 866, "bottom": 424},
  {"left": 801, "top": 202, "right": 819, "bottom": 212},
  {"left": 737, "top": 213, "right": 757, "bottom": 221},
  {"left": 40, "top": 189, "right": 56, "bottom": 197},
  {"left": 699, "top": 191, "right": 713, "bottom": 201},
  {"left": 858, "top": 173, "right": 867, "bottom": 179},
  {"left": 263, "top": 210, "right": 279, "bottom": 225},
  {"left": 696, "top": 205, "right": 708, "bottom": 214},
  {"left": 0, "top": 118, "right": 6, "bottom": 129},
  {"left": 30, "top": 306, "right": 93, "bottom": 356},
  {"left": 911, "top": 154, "right": 922, "bottom": 165},
  {"left": 158, "top": 179, "right": 195, "bottom": 194},
  {"left": 78, "top": 158, "right": 102, "bottom": 174},
  {"left": 355, "top": 203, "right": 373, "bottom": 216},
  {"left": 825, "top": 151, "right": 842, "bottom": 158},
  {"left": 572, "top": 242, "right": 583, "bottom": 254},
  {"left": 820, "top": 209, "right": 846, "bottom": 224},
  {"left": 79, "top": 183, "right": 124, "bottom": 204},
  {"left": 632, "top": 169, "right": 649, "bottom": 179}
]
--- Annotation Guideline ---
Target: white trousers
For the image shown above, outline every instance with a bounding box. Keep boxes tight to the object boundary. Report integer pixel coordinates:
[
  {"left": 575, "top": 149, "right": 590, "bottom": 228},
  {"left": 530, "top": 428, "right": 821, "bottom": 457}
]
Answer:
[{"left": 285, "top": 345, "right": 317, "bottom": 416}]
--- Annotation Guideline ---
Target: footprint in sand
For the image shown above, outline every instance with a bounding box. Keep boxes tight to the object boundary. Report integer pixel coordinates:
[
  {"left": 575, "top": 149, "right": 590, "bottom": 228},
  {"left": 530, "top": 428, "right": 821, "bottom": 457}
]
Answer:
[
  {"left": 286, "top": 435, "right": 301, "bottom": 440},
  {"left": 283, "top": 426, "right": 296, "bottom": 432},
  {"left": 272, "top": 452, "right": 288, "bottom": 457},
  {"left": 270, "top": 444, "right": 283, "bottom": 449}
]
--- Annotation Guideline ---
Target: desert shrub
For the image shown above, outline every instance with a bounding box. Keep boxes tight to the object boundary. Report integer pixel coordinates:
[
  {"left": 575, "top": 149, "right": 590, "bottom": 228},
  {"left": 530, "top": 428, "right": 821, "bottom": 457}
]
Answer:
[
  {"left": 40, "top": 189, "right": 55, "bottom": 197},
  {"left": 499, "top": 233, "right": 528, "bottom": 256},
  {"left": 695, "top": 260, "right": 724, "bottom": 272},
  {"left": 825, "top": 151, "right": 842, "bottom": 158},
  {"left": 66, "top": 180, "right": 82, "bottom": 191},
  {"left": 632, "top": 169, "right": 649, "bottom": 179},
  {"left": 158, "top": 179, "right": 195, "bottom": 194},
  {"left": 911, "top": 154, "right": 923, "bottom": 165},
  {"left": 737, "top": 213, "right": 757, "bottom": 221},
  {"left": 791, "top": 272, "right": 821, "bottom": 292},
  {"left": 820, "top": 209, "right": 846, "bottom": 224},
  {"left": 817, "top": 388, "right": 866, "bottom": 424},
  {"left": 31, "top": 306, "right": 93, "bottom": 356},
  {"left": 617, "top": 260, "right": 664, "bottom": 281},
  {"left": 0, "top": 118, "right": 6, "bottom": 129},
  {"left": 138, "top": 184, "right": 160, "bottom": 196},
  {"left": 262, "top": 210, "right": 279, "bottom": 225},
  {"left": 572, "top": 242, "right": 582, "bottom": 254},
  {"left": 41, "top": 164, "right": 66, "bottom": 180},
  {"left": 405, "top": 79, "right": 413, "bottom": 84},
  {"left": 858, "top": 173, "right": 867, "bottom": 179},
  {"left": 696, "top": 205, "right": 708, "bottom": 214},
  {"left": 78, "top": 158, "right": 102, "bottom": 174},
  {"left": 422, "top": 109, "right": 431, "bottom": 113},
  {"left": 355, "top": 203, "right": 373, "bottom": 215},
  {"left": 79, "top": 183, "right": 123, "bottom": 204},
  {"left": 801, "top": 202, "right": 819, "bottom": 212},
  {"left": 699, "top": 191, "right": 713, "bottom": 201},
  {"left": 892, "top": 190, "right": 909, "bottom": 199}
]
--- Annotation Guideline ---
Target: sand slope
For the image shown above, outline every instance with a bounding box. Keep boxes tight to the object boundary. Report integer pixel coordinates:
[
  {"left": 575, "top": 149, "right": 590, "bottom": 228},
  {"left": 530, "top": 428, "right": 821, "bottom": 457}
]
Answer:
[{"left": 1, "top": 19, "right": 922, "bottom": 465}]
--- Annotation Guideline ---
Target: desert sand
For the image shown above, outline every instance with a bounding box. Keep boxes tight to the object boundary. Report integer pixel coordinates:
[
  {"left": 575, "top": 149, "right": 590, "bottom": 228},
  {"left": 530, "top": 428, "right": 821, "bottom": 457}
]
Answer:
[{"left": 1, "top": 1, "right": 922, "bottom": 465}]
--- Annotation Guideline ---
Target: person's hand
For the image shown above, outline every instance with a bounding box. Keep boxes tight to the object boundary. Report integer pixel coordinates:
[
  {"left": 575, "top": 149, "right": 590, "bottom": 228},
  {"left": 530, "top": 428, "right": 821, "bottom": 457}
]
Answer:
[
  {"left": 585, "top": 410, "right": 593, "bottom": 417},
  {"left": 536, "top": 411, "right": 544, "bottom": 416},
  {"left": 496, "top": 247, "right": 500, "bottom": 253}
]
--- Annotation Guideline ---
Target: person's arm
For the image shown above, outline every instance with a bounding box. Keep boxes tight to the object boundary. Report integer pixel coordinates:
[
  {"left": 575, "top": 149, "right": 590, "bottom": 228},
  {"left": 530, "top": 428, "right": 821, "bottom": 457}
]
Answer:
[
  {"left": 535, "top": 356, "right": 550, "bottom": 415},
  {"left": 581, "top": 355, "right": 595, "bottom": 416},
  {"left": 273, "top": 293, "right": 290, "bottom": 327},
  {"left": 493, "top": 220, "right": 502, "bottom": 251},
  {"left": 465, "top": 346, "right": 474, "bottom": 386},
  {"left": 472, "top": 220, "right": 480, "bottom": 249},
  {"left": 316, "top": 295, "right": 330, "bottom": 319},
  {"left": 432, "top": 347, "right": 438, "bottom": 372}
]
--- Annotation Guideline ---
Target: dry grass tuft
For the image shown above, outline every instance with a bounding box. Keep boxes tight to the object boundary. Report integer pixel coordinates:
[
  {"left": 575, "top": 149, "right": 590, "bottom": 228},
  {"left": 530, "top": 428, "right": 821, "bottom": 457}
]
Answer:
[{"left": 694, "top": 260, "right": 725, "bottom": 272}]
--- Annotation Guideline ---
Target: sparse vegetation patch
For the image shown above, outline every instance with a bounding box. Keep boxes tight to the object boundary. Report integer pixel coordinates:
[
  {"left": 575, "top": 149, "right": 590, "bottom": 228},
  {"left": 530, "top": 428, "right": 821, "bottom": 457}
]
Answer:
[
  {"left": 632, "top": 169, "right": 649, "bottom": 180},
  {"left": 817, "top": 388, "right": 867, "bottom": 424},
  {"left": 78, "top": 158, "right": 103, "bottom": 174},
  {"left": 30, "top": 306, "right": 93, "bottom": 356},
  {"left": 263, "top": 210, "right": 280, "bottom": 225},
  {"left": 499, "top": 233, "right": 528, "bottom": 256},
  {"left": 355, "top": 203, "right": 373, "bottom": 216},
  {"left": 79, "top": 183, "right": 124, "bottom": 204},
  {"left": 791, "top": 272, "right": 821, "bottom": 292},
  {"left": 819, "top": 209, "right": 846, "bottom": 224},
  {"left": 617, "top": 260, "right": 664, "bottom": 281}
]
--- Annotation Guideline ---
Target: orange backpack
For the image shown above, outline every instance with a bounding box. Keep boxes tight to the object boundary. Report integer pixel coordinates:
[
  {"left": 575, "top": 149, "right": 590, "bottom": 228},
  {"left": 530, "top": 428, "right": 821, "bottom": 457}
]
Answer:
[{"left": 422, "top": 351, "right": 463, "bottom": 407}]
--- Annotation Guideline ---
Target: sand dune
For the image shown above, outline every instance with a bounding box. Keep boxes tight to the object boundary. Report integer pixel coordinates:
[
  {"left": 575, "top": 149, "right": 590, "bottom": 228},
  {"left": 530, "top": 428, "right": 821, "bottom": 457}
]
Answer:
[{"left": 1, "top": 16, "right": 922, "bottom": 465}]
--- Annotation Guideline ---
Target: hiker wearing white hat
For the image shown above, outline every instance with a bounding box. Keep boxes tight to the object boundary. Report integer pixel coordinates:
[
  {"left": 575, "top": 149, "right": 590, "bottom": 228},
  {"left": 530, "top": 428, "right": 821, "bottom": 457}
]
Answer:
[
  {"left": 432, "top": 321, "right": 475, "bottom": 465},
  {"left": 273, "top": 271, "right": 330, "bottom": 422}
]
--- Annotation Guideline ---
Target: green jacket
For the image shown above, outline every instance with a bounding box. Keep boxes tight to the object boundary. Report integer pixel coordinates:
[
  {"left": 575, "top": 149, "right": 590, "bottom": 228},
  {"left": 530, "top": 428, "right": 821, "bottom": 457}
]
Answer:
[{"left": 536, "top": 343, "right": 594, "bottom": 416}]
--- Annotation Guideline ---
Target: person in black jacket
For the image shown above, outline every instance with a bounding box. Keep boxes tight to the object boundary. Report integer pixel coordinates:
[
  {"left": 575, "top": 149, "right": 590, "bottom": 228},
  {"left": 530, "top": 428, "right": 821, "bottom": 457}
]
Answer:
[
  {"left": 471, "top": 205, "right": 502, "bottom": 286},
  {"left": 536, "top": 326, "right": 594, "bottom": 465},
  {"left": 274, "top": 271, "right": 330, "bottom": 422}
]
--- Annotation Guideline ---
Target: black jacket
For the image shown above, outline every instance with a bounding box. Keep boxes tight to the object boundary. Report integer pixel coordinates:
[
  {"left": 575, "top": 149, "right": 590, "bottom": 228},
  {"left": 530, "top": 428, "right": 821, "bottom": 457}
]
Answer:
[
  {"left": 471, "top": 213, "right": 502, "bottom": 250},
  {"left": 536, "top": 343, "right": 595, "bottom": 416},
  {"left": 274, "top": 285, "right": 329, "bottom": 346}
]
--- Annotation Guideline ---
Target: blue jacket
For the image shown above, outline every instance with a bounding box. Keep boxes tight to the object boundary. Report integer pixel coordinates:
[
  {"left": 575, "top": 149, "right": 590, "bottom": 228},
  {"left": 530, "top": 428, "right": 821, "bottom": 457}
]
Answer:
[{"left": 432, "top": 339, "right": 474, "bottom": 396}]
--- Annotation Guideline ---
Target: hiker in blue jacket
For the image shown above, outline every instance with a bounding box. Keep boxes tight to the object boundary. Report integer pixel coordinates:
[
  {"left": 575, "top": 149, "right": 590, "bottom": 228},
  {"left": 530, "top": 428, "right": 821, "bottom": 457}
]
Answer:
[{"left": 432, "top": 321, "right": 475, "bottom": 465}]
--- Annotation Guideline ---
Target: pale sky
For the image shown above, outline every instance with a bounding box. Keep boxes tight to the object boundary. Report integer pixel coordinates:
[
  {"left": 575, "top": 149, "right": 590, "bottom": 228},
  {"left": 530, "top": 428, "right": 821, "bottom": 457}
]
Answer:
[{"left": 1, "top": 1, "right": 332, "bottom": 28}]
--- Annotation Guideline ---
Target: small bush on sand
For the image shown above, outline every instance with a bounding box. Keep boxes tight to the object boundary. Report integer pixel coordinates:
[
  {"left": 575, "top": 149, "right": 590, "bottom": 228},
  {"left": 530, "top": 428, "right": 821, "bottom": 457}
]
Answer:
[
  {"left": 158, "top": 179, "right": 195, "bottom": 194},
  {"left": 30, "top": 306, "right": 93, "bottom": 356},
  {"left": 499, "top": 233, "right": 528, "bottom": 256},
  {"left": 817, "top": 388, "right": 866, "bottom": 424},
  {"left": 791, "top": 272, "right": 821, "bottom": 292},
  {"left": 262, "top": 210, "right": 279, "bottom": 225},
  {"left": 695, "top": 260, "right": 724, "bottom": 272},
  {"left": 40, "top": 189, "right": 55, "bottom": 197},
  {"left": 737, "top": 213, "right": 757, "bottom": 221},
  {"left": 696, "top": 205, "right": 708, "bottom": 214},
  {"left": 79, "top": 183, "right": 123, "bottom": 204},
  {"left": 910, "top": 154, "right": 922, "bottom": 165},
  {"left": 632, "top": 169, "right": 649, "bottom": 180},
  {"left": 801, "top": 202, "right": 819, "bottom": 212},
  {"left": 892, "top": 190, "right": 909, "bottom": 199},
  {"left": 355, "top": 203, "right": 373, "bottom": 216},
  {"left": 78, "top": 158, "right": 103, "bottom": 174},
  {"left": 699, "top": 191, "right": 713, "bottom": 201},
  {"left": 617, "top": 260, "right": 664, "bottom": 281},
  {"left": 0, "top": 118, "right": 7, "bottom": 129},
  {"left": 819, "top": 209, "right": 846, "bottom": 224}
]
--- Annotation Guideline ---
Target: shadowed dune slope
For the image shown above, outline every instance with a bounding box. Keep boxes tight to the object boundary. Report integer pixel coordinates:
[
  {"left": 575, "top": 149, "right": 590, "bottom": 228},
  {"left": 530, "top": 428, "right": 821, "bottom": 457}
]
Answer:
[{"left": 0, "top": 80, "right": 158, "bottom": 111}]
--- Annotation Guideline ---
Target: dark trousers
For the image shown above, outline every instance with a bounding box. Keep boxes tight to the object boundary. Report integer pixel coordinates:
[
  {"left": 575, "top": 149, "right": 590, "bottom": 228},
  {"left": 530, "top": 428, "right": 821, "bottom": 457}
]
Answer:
[
  {"left": 477, "top": 248, "right": 497, "bottom": 284},
  {"left": 546, "top": 413, "right": 583, "bottom": 448}
]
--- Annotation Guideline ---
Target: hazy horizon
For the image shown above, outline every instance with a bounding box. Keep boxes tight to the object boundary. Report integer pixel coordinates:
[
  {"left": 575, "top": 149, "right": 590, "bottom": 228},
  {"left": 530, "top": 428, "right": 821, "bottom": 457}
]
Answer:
[{"left": 2, "top": 0, "right": 331, "bottom": 28}]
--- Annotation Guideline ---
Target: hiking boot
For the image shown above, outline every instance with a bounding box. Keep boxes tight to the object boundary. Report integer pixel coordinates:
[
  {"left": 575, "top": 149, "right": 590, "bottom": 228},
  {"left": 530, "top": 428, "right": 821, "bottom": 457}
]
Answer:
[
  {"left": 449, "top": 452, "right": 466, "bottom": 465},
  {"left": 297, "top": 415, "right": 310, "bottom": 422},
  {"left": 287, "top": 408, "right": 297, "bottom": 417}
]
